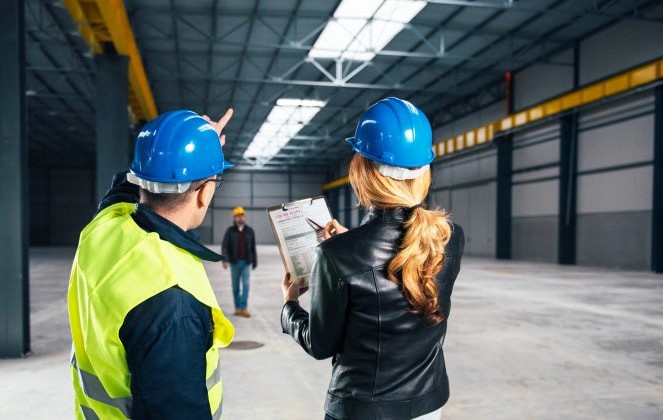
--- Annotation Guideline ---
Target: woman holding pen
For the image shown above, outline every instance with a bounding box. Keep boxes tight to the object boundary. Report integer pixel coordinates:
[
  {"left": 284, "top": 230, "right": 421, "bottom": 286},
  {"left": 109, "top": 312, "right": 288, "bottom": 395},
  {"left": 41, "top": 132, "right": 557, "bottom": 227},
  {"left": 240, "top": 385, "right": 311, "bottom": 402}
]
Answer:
[{"left": 280, "top": 97, "right": 465, "bottom": 420}]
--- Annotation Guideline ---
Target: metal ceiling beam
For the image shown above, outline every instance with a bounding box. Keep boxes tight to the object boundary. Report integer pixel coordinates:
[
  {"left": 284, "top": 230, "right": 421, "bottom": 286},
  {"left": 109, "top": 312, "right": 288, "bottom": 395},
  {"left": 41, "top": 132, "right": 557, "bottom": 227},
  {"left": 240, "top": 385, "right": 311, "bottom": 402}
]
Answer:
[
  {"left": 137, "top": 38, "right": 554, "bottom": 65},
  {"left": 227, "top": 0, "right": 260, "bottom": 125},
  {"left": 129, "top": 3, "right": 663, "bottom": 23},
  {"left": 25, "top": 30, "right": 94, "bottom": 113},
  {"left": 150, "top": 75, "right": 455, "bottom": 93},
  {"left": 136, "top": 18, "right": 571, "bottom": 46},
  {"left": 169, "top": 0, "right": 183, "bottom": 108},
  {"left": 204, "top": 0, "right": 219, "bottom": 114},
  {"left": 63, "top": 0, "right": 157, "bottom": 121}
]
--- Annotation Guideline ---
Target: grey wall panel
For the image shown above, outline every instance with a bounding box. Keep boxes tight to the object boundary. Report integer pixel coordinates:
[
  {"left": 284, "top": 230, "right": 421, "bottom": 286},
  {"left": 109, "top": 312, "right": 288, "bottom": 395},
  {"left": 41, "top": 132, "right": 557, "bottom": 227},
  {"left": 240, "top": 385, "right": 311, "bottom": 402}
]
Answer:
[
  {"left": 447, "top": 182, "right": 496, "bottom": 257},
  {"left": 512, "top": 139, "right": 560, "bottom": 170},
  {"left": 215, "top": 172, "right": 252, "bottom": 207},
  {"left": 577, "top": 166, "right": 653, "bottom": 214},
  {"left": 247, "top": 208, "right": 275, "bottom": 245},
  {"left": 434, "top": 150, "right": 497, "bottom": 187},
  {"left": 578, "top": 114, "right": 654, "bottom": 172},
  {"left": 578, "top": 94, "right": 654, "bottom": 129},
  {"left": 511, "top": 216, "right": 558, "bottom": 262},
  {"left": 512, "top": 179, "right": 559, "bottom": 217},
  {"left": 580, "top": 14, "right": 663, "bottom": 84},
  {"left": 252, "top": 173, "right": 289, "bottom": 207},
  {"left": 512, "top": 122, "right": 559, "bottom": 146},
  {"left": 430, "top": 189, "right": 451, "bottom": 211},
  {"left": 514, "top": 48, "right": 574, "bottom": 110},
  {"left": 291, "top": 173, "right": 327, "bottom": 201},
  {"left": 512, "top": 166, "right": 559, "bottom": 183},
  {"left": 212, "top": 208, "right": 233, "bottom": 244},
  {"left": 433, "top": 101, "right": 505, "bottom": 140},
  {"left": 577, "top": 211, "right": 652, "bottom": 270}
]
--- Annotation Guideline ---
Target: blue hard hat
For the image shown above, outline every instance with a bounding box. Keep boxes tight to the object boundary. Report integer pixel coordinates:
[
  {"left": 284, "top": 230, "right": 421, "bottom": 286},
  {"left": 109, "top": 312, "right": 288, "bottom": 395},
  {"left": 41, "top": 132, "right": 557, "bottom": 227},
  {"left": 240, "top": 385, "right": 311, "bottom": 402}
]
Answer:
[
  {"left": 130, "top": 110, "right": 233, "bottom": 183},
  {"left": 346, "top": 97, "right": 434, "bottom": 168}
]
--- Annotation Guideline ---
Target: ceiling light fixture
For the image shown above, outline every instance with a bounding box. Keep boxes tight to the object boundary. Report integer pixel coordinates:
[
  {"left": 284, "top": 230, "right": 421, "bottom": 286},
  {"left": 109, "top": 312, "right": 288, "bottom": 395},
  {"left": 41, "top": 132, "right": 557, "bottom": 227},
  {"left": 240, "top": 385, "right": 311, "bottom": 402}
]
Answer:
[
  {"left": 243, "top": 99, "right": 326, "bottom": 167},
  {"left": 309, "top": 0, "right": 427, "bottom": 61}
]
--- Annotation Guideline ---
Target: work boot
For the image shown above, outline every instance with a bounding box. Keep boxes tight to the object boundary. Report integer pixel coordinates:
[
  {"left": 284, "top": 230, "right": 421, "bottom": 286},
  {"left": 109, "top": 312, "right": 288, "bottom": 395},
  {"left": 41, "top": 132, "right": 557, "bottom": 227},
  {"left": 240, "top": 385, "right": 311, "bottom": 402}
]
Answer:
[
  {"left": 234, "top": 309, "right": 241, "bottom": 316},
  {"left": 240, "top": 309, "right": 251, "bottom": 318}
]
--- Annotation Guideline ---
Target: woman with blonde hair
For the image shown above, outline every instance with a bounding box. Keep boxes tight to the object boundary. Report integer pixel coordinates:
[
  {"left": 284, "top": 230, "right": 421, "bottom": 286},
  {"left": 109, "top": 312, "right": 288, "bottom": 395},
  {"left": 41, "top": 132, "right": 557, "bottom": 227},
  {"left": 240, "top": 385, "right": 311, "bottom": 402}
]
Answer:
[{"left": 281, "top": 97, "right": 464, "bottom": 420}]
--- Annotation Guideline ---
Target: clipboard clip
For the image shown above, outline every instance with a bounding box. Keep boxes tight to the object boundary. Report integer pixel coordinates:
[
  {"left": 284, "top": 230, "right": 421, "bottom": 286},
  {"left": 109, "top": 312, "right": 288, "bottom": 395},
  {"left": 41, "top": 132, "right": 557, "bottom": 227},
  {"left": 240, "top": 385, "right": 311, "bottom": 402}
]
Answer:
[{"left": 282, "top": 197, "right": 314, "bottom": 211}]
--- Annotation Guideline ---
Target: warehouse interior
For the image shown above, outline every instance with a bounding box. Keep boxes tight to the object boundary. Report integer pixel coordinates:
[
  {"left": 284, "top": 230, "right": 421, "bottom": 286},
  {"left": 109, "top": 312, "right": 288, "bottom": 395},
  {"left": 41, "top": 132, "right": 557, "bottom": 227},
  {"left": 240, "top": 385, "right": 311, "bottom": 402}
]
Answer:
[{"left": 1, "top": 0, "right": 662, "bottom": 418}]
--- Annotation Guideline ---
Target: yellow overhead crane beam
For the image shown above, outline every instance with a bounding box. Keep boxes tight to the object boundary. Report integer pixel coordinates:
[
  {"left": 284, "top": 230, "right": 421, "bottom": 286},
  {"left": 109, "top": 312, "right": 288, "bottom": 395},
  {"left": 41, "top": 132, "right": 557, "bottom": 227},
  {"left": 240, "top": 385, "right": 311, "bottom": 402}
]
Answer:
[
  {"left": 63, "top": 0, "right": 158, "bottom": 122},
  {"left": 322, "top": 56, "right": 663, "bottom": 191}
]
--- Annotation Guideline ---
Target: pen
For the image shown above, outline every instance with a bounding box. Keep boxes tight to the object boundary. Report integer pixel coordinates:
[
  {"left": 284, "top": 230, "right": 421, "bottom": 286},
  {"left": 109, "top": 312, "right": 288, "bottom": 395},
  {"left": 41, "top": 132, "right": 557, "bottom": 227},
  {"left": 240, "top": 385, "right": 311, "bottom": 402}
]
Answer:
[{"left": 306, "top": 218, "right": 324, "bottom": 231}]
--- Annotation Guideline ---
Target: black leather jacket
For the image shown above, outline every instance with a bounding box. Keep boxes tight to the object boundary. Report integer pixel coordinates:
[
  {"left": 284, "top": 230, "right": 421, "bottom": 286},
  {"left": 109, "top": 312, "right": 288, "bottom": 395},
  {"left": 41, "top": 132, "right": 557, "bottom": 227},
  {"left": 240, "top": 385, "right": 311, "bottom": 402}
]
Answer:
[{"left": 281, "top": 207, "right": 464, "bottom": 420}]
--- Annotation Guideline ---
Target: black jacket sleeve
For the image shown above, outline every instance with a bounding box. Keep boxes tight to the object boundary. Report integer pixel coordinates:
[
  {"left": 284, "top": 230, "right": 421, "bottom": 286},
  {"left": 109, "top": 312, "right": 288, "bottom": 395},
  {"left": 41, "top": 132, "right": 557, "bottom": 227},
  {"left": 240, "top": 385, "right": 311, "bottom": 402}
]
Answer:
[
  {"left": 250, "top": 227, "right": 258, "bottom": 268},
  {"left": 95, "top": 171, "right": 139, "bottom": 216},
  {"left": 221, "top": 228, "right": 231, "bottom": 260},
  {"left": 281, "top": 246, "right": 348, "bottom": 360},
  {"left": 438, "top": 223, "right": 465, "bottom": 318},
  {"left": 120, "top": 287, "right": 213, "bottom": 420}
]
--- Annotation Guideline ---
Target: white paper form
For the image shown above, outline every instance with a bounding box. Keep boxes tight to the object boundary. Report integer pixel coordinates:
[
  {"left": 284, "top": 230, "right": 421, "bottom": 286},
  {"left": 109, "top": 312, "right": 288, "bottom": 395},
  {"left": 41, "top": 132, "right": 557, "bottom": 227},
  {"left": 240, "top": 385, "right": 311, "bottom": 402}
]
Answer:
[{"left": 266, "top": 196, "right": 333, "bottom": 287}]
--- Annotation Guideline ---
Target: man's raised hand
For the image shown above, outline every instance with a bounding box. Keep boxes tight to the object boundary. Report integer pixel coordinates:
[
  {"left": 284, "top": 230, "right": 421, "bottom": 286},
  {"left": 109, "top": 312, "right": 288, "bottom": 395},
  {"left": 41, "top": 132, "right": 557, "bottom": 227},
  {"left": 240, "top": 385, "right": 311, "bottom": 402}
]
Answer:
[{"left": 202, "top": 108, "right": 234, "bottom": 146}]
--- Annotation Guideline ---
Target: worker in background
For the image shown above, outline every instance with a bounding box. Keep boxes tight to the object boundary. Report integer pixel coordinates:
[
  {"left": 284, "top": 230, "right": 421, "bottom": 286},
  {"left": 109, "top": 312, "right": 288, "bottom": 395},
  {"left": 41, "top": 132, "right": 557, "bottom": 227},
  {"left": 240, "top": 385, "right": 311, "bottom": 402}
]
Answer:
[
  {"left": 68, "top": 109, "right": 235, "bottom": 419},
  {"left": 222, "top": 206, "right": 257, "bottom": 317},
  {"left": 280, "top": 97, "right": 464, "bottom": 420}
]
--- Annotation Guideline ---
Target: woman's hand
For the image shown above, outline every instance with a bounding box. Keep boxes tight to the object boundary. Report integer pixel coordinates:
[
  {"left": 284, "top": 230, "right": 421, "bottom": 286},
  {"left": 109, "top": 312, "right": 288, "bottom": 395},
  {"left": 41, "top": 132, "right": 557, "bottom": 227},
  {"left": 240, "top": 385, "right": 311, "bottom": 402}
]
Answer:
[
  {"left": 281, "top": 273, "right": 308, "bottom": 303},
  {"left": 323, "top": 219, "right": 348, "bottom": 240},
  {"left": 202, "top": 108, "right": 233, "bottom": 146}
]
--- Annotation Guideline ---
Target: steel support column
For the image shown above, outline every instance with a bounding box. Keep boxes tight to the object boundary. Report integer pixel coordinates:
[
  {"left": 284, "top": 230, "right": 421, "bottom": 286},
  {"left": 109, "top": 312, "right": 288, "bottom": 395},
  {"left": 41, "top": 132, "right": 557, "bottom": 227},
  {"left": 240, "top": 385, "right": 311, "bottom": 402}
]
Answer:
[
  {"left": 329, "top": 189, "right": 340, "bottom": 221},
  {"left": 495, "top": 134, "right": 513, "bottom": 259},
  {"left": 95, "top": 53, "right": 129, "bottom": 202},
  {"left": 0, "top": 0, "right": 30, "bottom": 357},
  {"left": 653, "top": 85, "right": 663, "bottom": 273},
  {"left": 558, "top": 113, "right": 578, "bottom": 265},
  {"left": 344, "top": 184, "right": 352, "bottom": 228}
]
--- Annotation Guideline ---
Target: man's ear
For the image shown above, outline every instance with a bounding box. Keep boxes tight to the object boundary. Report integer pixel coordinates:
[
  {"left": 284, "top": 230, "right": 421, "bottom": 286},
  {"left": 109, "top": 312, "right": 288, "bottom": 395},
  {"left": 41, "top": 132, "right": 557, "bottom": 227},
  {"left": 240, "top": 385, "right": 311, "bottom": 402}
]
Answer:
[{"left": 197, "top": 182, "right": 215, "bottom": 209}]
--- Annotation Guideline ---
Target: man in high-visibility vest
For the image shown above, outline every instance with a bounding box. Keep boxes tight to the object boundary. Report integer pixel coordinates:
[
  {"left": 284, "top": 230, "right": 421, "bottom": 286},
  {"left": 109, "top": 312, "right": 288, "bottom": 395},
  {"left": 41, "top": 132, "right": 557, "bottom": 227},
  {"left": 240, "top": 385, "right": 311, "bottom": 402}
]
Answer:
[{"left": 68, "top": 109, "right": 235, "bottom": 419}]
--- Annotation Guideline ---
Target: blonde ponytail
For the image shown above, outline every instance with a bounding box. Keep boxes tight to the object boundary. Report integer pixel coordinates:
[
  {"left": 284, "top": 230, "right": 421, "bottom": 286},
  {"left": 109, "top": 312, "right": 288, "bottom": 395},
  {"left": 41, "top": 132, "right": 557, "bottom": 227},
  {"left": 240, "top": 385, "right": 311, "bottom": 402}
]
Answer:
[{"left": 348, "top": 154, "right": 452, "bottom": 324}]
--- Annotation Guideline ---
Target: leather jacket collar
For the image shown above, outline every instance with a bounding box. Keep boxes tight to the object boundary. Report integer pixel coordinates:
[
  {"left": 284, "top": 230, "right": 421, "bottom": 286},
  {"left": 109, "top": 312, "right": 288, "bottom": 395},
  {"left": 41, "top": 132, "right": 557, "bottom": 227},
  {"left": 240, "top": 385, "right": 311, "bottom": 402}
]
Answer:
[{"left": 361, "top": 206, "right": 417, "bottom": 225}]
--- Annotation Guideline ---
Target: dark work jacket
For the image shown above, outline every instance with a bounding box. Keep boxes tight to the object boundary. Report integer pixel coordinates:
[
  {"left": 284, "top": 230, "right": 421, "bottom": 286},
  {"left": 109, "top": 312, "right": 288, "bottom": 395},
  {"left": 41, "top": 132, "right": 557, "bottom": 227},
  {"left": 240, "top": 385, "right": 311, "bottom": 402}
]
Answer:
[
  {"left": 96, "top": 172, "right": 223, "bottom": 420},
  {"left": 222, "top": 224, "right": 258, "bottom": 267},
  {"left": 281, "top": 208, "right": 464, "bottom": 420}
]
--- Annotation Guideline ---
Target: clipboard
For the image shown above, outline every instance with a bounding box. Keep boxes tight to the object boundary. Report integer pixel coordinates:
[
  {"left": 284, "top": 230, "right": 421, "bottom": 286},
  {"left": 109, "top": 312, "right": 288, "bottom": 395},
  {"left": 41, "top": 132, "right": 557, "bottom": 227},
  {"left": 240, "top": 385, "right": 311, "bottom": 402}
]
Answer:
[{"left": 266, "top": 196, "right": 333, "bottom": 288}]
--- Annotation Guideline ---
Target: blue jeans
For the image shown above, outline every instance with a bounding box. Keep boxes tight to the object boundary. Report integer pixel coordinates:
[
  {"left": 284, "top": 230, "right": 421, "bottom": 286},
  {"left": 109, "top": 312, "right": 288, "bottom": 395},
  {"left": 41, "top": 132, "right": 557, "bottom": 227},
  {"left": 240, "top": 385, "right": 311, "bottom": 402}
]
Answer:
[{"left": 230, "top": 260, "right": 251, "bottom": 310}]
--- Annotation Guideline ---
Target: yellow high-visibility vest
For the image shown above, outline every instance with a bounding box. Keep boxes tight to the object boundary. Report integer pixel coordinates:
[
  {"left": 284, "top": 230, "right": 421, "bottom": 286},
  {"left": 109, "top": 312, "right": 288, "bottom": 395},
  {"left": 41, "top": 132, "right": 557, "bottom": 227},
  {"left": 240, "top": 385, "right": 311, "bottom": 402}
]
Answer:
[{"left": 68, "top": 202, "right": 234, "bottom": 419}]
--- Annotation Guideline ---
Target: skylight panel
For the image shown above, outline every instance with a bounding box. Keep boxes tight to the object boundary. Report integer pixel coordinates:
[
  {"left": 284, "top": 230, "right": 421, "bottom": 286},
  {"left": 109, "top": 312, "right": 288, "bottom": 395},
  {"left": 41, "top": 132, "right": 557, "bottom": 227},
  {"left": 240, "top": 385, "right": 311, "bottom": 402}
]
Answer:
[{"left": 309, "top": 0, "right": 427, "bottom": 61}]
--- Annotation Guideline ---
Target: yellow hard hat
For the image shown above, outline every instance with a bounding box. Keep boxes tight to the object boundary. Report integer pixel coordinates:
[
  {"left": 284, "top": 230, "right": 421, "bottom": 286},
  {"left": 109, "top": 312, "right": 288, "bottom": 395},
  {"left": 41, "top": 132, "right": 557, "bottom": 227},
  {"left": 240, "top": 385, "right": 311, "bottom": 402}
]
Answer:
[{"left": 232, "top": 206, "right": 245, "bottom": 216}]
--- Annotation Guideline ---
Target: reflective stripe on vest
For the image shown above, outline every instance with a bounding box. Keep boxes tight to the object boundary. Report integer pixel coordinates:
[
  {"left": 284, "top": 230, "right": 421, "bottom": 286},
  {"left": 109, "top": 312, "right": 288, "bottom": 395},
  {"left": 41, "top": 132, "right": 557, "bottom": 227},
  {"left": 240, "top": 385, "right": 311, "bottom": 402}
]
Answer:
[
  {"left": 80, "top": 404, "right": 100, "bottom": 420},
  {"left": 71, "top": 353, "right": 132, "bottom": 418},
  {"left": 72, "top": 352, "right": 222, "bottom": 418}
]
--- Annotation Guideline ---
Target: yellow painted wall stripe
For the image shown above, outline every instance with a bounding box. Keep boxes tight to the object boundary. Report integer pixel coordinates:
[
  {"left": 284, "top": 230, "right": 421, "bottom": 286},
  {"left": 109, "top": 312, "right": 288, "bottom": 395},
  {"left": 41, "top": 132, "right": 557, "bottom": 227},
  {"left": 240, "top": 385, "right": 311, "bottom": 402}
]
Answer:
[
  {"left": 323, "top": 57, "right": 663, "bottom": 190},
  {"left": 433, "top": 57, "right": 663, "bottom": 160},
  {"left": 322, "top": 176, "right": 350, "bottom": 191},
  {"left": 63, "top": 0, "right": 158, "bottom": 122}
]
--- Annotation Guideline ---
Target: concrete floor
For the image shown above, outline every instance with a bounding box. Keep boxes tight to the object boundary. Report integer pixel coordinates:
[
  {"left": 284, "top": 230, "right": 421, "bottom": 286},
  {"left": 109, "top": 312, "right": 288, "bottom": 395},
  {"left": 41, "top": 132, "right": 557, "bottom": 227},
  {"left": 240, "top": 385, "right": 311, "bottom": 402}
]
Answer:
[{"left": 0, "top": 245, "right": 662, "bottom": 419}]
